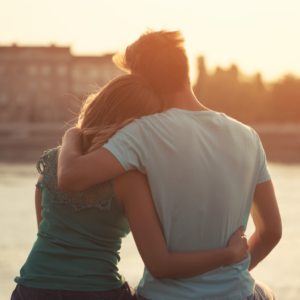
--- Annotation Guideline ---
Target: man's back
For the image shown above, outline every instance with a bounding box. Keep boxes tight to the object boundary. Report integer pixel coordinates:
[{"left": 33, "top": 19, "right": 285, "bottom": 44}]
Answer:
[{"left": 104, "top": 108, "right": 271, "bottom": 300}]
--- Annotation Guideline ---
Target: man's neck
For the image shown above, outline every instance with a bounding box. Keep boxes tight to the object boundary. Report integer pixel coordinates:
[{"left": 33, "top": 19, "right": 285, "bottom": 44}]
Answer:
[{"left": 162, "top": 84, "right": 210, "bottom": 112}]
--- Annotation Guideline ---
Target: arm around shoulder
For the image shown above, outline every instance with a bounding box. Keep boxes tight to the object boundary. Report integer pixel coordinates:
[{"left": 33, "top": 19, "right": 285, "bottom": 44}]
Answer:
[{"left": 57, "top": 128, "right": 126, "bottom": 192}]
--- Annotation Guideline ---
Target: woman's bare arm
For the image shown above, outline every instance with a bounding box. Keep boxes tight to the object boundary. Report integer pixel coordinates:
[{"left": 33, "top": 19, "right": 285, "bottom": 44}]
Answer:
[
  {"left": 35, "top": 175, "right": 43, "bottom": 229},
  {"left": 57, "top": 128, "right": 125, "bottom": 192},
  {"left": 248, "top": 180, "right": 282, "bottom": 271},
  {"left": 115, "top": 171, "right": 248, "bottom": 279}
]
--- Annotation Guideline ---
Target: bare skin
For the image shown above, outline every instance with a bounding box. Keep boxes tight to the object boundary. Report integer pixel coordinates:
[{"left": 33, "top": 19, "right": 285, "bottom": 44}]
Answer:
[
  {"left": 248, "top": 180, "right": 282, "bottom": 271},
  {"left": 162, "top": 83, "right": 209, "bottom": 112},
  {"left": 35, "top": 174, "right": 43, "bottom": 229}
]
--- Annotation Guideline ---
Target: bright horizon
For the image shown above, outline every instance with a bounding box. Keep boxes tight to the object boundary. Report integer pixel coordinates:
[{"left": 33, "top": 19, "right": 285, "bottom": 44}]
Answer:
[{"left": 1, "top": 0, "right": 300, "bottom": 84}]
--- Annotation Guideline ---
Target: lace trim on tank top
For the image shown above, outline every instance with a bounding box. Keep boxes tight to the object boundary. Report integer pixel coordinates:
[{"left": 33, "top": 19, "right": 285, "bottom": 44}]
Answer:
[{"left": 35, "top": 147, "right": 113, "bottom": 211}]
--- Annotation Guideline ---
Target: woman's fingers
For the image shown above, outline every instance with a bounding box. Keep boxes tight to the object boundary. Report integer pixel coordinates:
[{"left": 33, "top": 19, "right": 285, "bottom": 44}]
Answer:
[{"left": 238, "top": 226, "right": 245, "bottom": 233}]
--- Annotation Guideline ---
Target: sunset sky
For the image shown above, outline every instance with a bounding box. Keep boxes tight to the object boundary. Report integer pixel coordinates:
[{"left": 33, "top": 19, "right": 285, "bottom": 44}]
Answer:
[{"left": 1, "top": 0, "right": 299, "bottom": 84}]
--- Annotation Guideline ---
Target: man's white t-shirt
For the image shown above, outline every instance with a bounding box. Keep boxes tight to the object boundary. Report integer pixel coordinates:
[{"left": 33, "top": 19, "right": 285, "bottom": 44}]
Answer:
[{"left": 103, "top": 108, "right": 271, "bottom": 300}]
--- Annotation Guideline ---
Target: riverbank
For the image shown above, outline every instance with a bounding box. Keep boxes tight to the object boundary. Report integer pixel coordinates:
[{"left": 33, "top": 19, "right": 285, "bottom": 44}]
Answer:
[{"left": 0, "top": 122, "right": 300, "bottom": 163}]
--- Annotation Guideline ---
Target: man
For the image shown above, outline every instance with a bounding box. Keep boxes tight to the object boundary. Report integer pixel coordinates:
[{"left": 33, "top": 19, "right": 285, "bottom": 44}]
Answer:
[{"left": 58, "top": 30, "right": 281, "bottom": 300}]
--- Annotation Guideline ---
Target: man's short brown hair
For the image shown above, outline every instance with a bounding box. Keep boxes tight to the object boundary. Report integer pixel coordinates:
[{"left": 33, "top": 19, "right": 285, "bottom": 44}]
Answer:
[{"left": 113, "top": 29, "right": 190, "bottom": 94}]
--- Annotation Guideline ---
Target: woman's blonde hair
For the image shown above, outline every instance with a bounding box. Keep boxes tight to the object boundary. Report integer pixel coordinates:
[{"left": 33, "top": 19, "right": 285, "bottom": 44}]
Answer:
[{"left": 77, "top": 74, "right": 163, "bottom": 154}]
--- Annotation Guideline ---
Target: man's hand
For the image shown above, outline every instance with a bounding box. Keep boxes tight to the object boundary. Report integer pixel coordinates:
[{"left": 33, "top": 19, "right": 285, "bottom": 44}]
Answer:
[
  {"left": 226, "top": 226, "right": 249, "bottom": 264},
  {"left": 62, "top": 127, "right": 81, "bottom": 146}
]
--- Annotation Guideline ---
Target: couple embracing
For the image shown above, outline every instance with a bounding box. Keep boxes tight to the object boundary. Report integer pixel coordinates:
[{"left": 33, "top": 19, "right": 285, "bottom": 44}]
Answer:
[{"left": 12, "top": 30, "right": 281, "bottom": 300}]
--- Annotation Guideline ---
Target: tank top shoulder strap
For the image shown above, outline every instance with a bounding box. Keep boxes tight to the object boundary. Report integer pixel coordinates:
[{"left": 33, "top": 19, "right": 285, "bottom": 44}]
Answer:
[{"left": 35, "top": 147, "right": 114, "bottom": 211}]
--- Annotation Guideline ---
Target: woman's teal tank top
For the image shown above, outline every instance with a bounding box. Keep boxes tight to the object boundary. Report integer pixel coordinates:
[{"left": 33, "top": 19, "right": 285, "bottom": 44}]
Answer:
[{"left": 15, "top": 147, "right": 130, "bottom": 291}]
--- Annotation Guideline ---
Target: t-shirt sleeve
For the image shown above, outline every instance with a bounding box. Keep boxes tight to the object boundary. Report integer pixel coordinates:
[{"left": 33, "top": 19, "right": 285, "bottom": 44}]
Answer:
[
  {"left": 255, "top": 131, "right": 271, "bottom": 184},
  {"left": 102, "top": 121, "right": 150, "bottom": 174}
]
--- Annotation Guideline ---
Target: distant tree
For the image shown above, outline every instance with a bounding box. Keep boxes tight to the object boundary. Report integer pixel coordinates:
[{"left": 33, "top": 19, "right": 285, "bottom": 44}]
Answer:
[
  {"left": 268, "top": 75, "right": 300, "bottom": 122},
  {"left": 193, "top": 56, "right": 300, "bottom": 123}
]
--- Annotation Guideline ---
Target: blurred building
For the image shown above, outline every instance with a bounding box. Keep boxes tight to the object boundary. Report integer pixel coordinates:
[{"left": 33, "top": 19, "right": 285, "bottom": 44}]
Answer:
[{"left": 0, "top": 44, "right": 124, "bottom": 122}]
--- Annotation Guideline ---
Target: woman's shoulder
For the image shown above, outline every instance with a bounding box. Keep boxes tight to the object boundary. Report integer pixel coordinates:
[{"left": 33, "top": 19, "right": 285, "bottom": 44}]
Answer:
[
  {"left": 36, "top": 147, "right": 116, "bottom": 211},
  {"left": 36, "top": 147, "right": 60, "bottom": 176}
]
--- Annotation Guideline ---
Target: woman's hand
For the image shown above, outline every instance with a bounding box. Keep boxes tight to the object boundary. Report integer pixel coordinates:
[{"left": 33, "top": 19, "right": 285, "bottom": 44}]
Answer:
[{"left": 226, "top": 226, "right": 249, "bottom": 263}]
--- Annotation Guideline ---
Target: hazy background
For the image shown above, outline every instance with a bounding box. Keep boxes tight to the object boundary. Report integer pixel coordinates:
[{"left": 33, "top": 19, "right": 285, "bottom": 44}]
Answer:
[
  {"left": 1, "top": 0, "right": 300, "bottom": 83},
  {"left": 1, "top": 1, "right": 300, "bottom": 300}
]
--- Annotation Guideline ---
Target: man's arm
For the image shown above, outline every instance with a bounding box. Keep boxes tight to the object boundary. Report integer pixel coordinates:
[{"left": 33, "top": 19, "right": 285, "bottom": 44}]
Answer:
[
  {"left": 248, "top": 180, "right": 282, "bottom": 271},
  {"left": 58, "top": 128, "right": 126, "bottom": 192}
]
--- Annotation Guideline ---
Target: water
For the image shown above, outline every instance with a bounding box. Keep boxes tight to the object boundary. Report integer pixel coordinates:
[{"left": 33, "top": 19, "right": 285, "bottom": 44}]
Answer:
[{"left": 0, "top": 163, "right": 299, "bottom": 300}]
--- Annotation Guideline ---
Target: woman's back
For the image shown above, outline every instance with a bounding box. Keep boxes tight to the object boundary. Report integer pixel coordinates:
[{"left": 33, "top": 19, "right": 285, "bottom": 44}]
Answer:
[{"left": 15, "top": 148, "right": 130, "bottom": 291}]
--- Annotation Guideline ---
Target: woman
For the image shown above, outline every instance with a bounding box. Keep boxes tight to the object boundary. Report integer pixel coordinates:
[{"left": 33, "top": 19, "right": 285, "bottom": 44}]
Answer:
[{"left": 12, "top": 75, "right": 248, "bottom": 300}]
